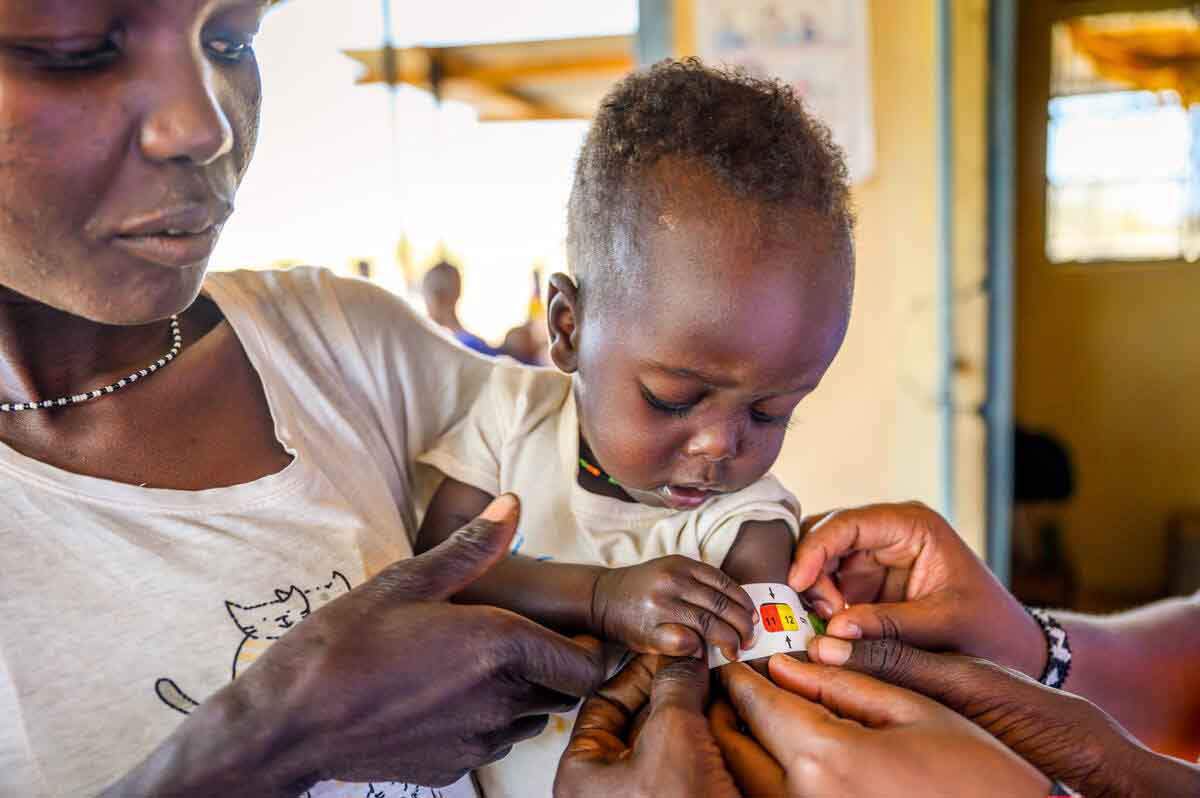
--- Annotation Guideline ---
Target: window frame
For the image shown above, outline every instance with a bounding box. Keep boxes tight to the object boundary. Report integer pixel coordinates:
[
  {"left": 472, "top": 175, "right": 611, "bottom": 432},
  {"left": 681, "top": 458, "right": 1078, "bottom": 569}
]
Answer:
[{"left": 1018, "top": 0, "right": 1196, "bottom": 271}]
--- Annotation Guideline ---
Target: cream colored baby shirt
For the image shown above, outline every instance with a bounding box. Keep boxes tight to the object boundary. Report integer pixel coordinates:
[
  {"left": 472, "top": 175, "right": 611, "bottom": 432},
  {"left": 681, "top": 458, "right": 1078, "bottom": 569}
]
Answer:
[
  {"left": 418, "top": 362, "right": 802, "bottom": 798},
  {"left": 0, "top": 267, "right": 492, "bottom": 798}
]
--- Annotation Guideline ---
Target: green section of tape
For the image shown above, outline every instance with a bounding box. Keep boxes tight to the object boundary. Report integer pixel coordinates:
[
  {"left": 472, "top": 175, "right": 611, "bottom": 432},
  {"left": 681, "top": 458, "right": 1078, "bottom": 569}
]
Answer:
[{"left": 807, "top": 612, "right": 827, "bottom": 636}]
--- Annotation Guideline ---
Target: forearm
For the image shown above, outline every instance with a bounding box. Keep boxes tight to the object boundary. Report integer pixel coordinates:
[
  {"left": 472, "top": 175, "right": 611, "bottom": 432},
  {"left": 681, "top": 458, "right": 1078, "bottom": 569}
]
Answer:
[
  {"left": 453, "top": 556, "right": 608, "bottom": 635},
  {"left": 101, "top": 682, "right": 302, "bottom": 798},
  {"left": 1130, "top": 744, "right": 1200, "bottom": 798},
  {"left": 1055, "top": 596, "right": 1200, "bottom": 759}
]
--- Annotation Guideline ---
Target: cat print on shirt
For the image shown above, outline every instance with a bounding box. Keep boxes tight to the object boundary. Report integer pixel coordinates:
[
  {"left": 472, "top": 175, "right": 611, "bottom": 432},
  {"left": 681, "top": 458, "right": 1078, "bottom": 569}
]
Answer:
[
  {"left": 153, "top": 572, "right": 457, "bottom": 798},
  {"left": 155, "top": 570, "right": 351, "bottom": 713}
]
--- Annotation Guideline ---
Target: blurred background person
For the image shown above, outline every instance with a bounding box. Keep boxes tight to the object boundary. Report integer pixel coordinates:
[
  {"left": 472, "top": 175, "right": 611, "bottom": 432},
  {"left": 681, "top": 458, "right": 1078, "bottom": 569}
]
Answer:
[{"left": 422, "top": 259, "right": 504, "bottom": 356}]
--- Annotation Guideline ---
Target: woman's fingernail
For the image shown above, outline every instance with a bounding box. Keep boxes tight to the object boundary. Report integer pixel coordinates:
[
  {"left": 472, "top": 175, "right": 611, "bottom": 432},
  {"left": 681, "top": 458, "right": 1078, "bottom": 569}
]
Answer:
[
  {"left": 831, "top": 620, "right": 862, "bottom": 639},
  {"left": 813, "top": 600, "right": 835, "bottom": 619},
  {"left": 479, "top": 494, "right": 518, "bottom": 522},
  {"left": 814, "top": 637, "right": 853, "bottom": 666}
]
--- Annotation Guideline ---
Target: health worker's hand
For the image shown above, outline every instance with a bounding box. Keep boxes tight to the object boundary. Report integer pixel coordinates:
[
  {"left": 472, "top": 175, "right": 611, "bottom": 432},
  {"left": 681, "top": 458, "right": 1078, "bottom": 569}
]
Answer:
[
  {"left": 555, "top": 655, "right": 742, "bottom": 798},
  {"left": 788, "top": 501, "right": 1046, "bottom": 678},
  {"left": 592, "top": 555, "right": 756, "bottom": 661},
  {"left": 806, "top": 635, "right": 1200, "bottom": 798},
  {"left": 711, "top": 654, "right": 1051, "bottom": 798}
]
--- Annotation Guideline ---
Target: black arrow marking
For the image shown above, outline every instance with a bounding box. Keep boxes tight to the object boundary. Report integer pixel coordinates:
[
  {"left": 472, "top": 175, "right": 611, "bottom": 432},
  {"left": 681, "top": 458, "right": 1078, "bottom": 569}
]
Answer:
[
  {"left": 768, "top": 587, "right": 776, "bottom": 599},
  {"left": 785, "top": 635, "right": 792, "bottom": 648}
]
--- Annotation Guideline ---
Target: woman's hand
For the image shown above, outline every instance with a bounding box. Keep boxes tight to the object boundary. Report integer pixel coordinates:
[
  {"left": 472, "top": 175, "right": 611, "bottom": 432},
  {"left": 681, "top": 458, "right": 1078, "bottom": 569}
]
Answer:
[
  {"left": 807, "top": 635, "right": 1200, "bottom": 798},
  {"left": 592, "top": 556, "right": 756, "bottom": 662},
  {"left": 108, "top": 495, "right": 607, "bottom": 797},
  {"left": 712, "top": 654, "right": 1051, "bottom": 797},
  {"left": 555, "top": 654, "right": 742, "bottom": 798},
  {"left": 788, "top": 502, "right": 1046, "bottom": 678}
]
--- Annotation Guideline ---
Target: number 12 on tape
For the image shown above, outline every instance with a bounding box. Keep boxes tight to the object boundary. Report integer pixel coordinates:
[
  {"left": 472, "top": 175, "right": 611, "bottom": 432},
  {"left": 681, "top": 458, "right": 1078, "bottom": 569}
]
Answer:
[
  {"left": 759, "top": 602, "right": 800, "bottom": 633},
  {"left": 708, "top": 583, "right": 815, "bottom": 668}
]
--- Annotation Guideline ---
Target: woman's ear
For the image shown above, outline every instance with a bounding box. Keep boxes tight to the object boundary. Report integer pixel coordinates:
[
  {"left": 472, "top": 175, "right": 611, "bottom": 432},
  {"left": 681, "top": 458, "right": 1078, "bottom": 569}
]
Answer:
[{"left": 547, "top": 272, "right": 580, "bottom": 374}]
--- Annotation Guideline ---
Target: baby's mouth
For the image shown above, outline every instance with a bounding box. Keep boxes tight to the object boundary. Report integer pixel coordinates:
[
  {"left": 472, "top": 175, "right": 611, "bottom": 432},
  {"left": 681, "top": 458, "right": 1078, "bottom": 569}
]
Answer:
[{"left": 659, "top": 484, "right": 723, "bottom": 510}]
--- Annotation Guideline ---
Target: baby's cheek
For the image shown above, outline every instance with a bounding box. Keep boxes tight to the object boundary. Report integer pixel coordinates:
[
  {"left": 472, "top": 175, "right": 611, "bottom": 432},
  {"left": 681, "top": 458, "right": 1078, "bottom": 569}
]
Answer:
[{"left": 598, "top": 423, "right": 680, "bottom": 484}]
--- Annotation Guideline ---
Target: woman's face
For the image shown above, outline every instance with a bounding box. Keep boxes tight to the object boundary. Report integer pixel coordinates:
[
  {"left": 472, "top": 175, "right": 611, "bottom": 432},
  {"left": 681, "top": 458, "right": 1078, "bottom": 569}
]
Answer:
[{"left": 0, "top": 0, "right": 266, "bottom": 324}]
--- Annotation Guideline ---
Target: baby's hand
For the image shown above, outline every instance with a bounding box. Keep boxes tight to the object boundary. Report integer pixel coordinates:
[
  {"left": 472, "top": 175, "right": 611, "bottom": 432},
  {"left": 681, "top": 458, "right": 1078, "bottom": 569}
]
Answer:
[{"left": 591, "top": 556, "right": 756, "bottom": 661}]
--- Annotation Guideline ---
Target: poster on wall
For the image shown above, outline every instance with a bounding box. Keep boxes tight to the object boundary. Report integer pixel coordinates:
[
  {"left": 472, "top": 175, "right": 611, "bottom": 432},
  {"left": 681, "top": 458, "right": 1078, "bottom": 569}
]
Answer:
[{"left": 695, "top": 0, "right": 875, "bottom": 183}]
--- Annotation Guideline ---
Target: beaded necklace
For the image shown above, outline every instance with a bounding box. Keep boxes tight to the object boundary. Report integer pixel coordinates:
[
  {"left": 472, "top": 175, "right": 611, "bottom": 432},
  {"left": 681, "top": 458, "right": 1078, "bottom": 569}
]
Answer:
[
  {"left": 578, "top": 456, "right": 620, "bottom": 486},
  {"left": 0, "top": 316, "right": 182, "bottom": 413}
]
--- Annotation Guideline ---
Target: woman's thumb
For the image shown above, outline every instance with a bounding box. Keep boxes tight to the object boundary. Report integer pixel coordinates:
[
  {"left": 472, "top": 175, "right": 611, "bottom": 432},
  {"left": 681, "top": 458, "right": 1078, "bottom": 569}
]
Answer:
[{"left": 405, "top": 494, "right": 520, "bottom": 601}]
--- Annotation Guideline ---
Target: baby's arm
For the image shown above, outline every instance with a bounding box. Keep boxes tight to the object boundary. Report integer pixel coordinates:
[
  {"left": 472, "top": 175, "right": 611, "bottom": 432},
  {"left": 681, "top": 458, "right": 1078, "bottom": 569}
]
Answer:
[
  {"left": 415, "top": 477, "right": 603, "bottom": 634},
  {"left": 720, "top": 520, "right": 795, "bottom": 585},
  {"left": 415, "top": 476, "right": 756, "bottom": 660}
]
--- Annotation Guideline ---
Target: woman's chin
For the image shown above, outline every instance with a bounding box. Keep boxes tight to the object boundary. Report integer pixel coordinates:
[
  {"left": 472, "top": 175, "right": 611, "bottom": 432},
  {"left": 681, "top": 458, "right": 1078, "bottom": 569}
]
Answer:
[{"left": 38, "top": 260, "right": 209, "bottom": 325}]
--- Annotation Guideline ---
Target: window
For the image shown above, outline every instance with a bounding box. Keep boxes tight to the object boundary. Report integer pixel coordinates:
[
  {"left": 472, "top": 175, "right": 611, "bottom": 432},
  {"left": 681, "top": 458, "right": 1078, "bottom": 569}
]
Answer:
[{"left": 1046, "top": 10, "right": 1200, "bottom": 264}]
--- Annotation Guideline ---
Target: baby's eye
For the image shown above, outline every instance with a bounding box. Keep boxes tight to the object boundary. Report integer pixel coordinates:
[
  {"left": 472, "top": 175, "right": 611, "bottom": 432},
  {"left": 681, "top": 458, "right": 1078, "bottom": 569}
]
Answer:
[
  {"left": 750, "top": 407, "right": 793, "bottom": 428},
  {"left": 17, "top": 38, "right": 121, "bottom": 71},
  {"left": 640, "top": 384, "right": 698, "bottom": 418}
]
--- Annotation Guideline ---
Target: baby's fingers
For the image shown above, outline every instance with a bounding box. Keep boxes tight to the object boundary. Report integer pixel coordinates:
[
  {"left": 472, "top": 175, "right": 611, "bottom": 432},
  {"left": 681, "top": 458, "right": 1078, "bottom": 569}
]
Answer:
[
  {"left": 678, "top": 567, "right": 756, "bottom": 644},
  {"left": 678, "top": 600, "right": 747, "bottom": 662}
]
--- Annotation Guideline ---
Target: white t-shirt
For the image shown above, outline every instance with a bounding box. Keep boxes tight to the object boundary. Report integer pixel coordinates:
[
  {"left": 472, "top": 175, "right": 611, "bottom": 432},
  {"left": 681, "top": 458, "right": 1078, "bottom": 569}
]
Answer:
[
  {"left": 418, "top": 362, "right": 802, "bottom": 798},
  {"left": 0, "top": 267, "right": 492, "bottom": 798}
]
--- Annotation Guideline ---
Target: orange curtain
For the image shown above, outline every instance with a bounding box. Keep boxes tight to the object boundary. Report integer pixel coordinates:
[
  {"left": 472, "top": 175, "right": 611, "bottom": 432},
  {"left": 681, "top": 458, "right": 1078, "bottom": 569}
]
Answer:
[{"left": 1068, "top": 21, "right": 1200, "bottom": 105}]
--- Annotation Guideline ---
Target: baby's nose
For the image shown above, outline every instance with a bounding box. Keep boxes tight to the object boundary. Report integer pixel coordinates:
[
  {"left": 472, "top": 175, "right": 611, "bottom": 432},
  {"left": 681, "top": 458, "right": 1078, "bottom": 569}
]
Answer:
[{"left": 685, "top": 421, "right": 740, "bottom": 463}]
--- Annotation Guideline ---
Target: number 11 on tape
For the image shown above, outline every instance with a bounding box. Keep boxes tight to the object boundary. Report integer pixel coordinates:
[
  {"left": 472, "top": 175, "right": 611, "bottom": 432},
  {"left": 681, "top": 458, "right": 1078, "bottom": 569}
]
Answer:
[{"left": 708, "top": 583, "right": 815, "bottom": 668}]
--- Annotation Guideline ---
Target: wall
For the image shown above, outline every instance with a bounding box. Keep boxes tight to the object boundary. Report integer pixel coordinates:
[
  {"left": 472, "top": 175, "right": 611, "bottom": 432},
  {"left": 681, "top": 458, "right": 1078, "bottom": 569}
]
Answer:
[
  {"left": 1016, "top": 262, "right": 1200, "bottom": 600},
  {"left": 1015, "top": 1, "right": 1200, "bottom": 603},
  {"left": 671, "top": 0, "right": 992, "bottom": 552}
]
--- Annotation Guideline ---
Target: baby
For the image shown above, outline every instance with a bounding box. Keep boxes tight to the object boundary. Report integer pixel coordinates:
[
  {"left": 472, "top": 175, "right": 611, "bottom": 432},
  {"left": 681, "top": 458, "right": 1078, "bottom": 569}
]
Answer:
[{"left": 415, "top": 58, "right": 854, "bottom": 798}]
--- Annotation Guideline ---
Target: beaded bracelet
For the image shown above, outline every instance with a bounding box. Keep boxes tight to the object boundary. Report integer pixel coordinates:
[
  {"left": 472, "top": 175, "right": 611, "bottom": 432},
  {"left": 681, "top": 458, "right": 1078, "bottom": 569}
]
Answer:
[{"left": 1025, "top": 606, "right": 1072, "bottom": 690}]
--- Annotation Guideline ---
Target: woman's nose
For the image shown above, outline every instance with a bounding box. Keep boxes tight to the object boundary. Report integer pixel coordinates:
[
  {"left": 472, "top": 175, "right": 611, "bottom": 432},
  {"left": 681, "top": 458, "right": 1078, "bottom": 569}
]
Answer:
[
  {"left": 140, "top": 60, "right": 234, "bottom": 166},
  {"left": 685, "top": 420, "right": 740, "bottom": 463}
]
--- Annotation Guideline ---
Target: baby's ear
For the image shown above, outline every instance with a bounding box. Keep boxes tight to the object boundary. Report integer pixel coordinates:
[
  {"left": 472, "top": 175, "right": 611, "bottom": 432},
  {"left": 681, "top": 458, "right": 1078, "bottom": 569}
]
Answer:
[{"left": 547, "top": 272, "right": 580, "bottom": 374}]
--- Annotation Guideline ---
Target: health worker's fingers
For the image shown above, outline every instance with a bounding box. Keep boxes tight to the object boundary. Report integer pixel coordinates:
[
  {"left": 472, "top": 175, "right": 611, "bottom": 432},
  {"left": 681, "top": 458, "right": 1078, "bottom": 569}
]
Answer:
[
  {"left": 708, "top": 698, "right": 788, "bottom": 797},
  {"left": 801, "top": 571, "right": 845, "bottom": 620},
  {"left": 767, "top": 654, "right": 923, "bottom": 727},
  {"left": 822, "top": 594, "right": 956, "bottom": 652},
  {"left": 719, "top": 661, "right": 836, "bottom": 768},
  {"left": 646, "top": 656, "right": 711, "bottom": 719},
  {"left": 563, "top": 655, "right": 659, "bottom": 763},
  {"left": 813, "top": 636, "right": 1026, "bottom": 720},
  {"left": 787, "top": 505, "right": 925, "bottom": 593},
  {"left": 647, "top": 622, "right": 705, "bottom": 659}
]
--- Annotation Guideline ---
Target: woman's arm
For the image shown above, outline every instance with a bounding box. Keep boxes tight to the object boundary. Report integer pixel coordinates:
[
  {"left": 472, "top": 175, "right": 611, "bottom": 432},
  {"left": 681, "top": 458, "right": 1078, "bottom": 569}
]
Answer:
[{"left": 1051, "top": 596, "right": 1200, "bottom": 761}]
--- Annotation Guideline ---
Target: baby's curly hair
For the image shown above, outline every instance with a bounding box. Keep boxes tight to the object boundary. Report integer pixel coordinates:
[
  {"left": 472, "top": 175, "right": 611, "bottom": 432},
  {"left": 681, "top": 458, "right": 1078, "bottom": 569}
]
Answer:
[{"left": 567, "top": 58, "right": 853, "bottom": 307}]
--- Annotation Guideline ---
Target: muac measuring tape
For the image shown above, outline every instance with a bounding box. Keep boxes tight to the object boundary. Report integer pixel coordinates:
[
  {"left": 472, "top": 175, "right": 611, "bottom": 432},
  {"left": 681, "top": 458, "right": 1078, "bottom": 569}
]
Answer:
[{"left": 708, "top": 583, "right": 823, "bottom": 668}]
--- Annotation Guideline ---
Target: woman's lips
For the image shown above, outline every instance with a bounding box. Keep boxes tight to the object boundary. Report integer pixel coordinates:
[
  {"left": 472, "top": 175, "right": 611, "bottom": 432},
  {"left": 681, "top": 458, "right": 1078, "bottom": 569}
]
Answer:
[{"left": 110, "top": 226, "right": 221, "bottom": 268}]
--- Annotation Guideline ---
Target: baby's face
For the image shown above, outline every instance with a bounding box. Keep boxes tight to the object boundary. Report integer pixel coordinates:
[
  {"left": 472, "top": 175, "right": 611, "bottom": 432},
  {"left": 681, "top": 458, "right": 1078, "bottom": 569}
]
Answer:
[{"left": 574, "top": 200, "right": 851, "bottom": 511}]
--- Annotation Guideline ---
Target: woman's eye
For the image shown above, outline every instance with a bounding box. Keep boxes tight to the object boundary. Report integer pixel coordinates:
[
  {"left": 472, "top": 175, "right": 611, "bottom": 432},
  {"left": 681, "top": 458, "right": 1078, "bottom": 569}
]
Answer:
[
  {"left": 205, "top": 36, "right": 254, "bottom": 64},
  {"left": 640, "top": 385, "right": 697, "bottom": 418}
]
